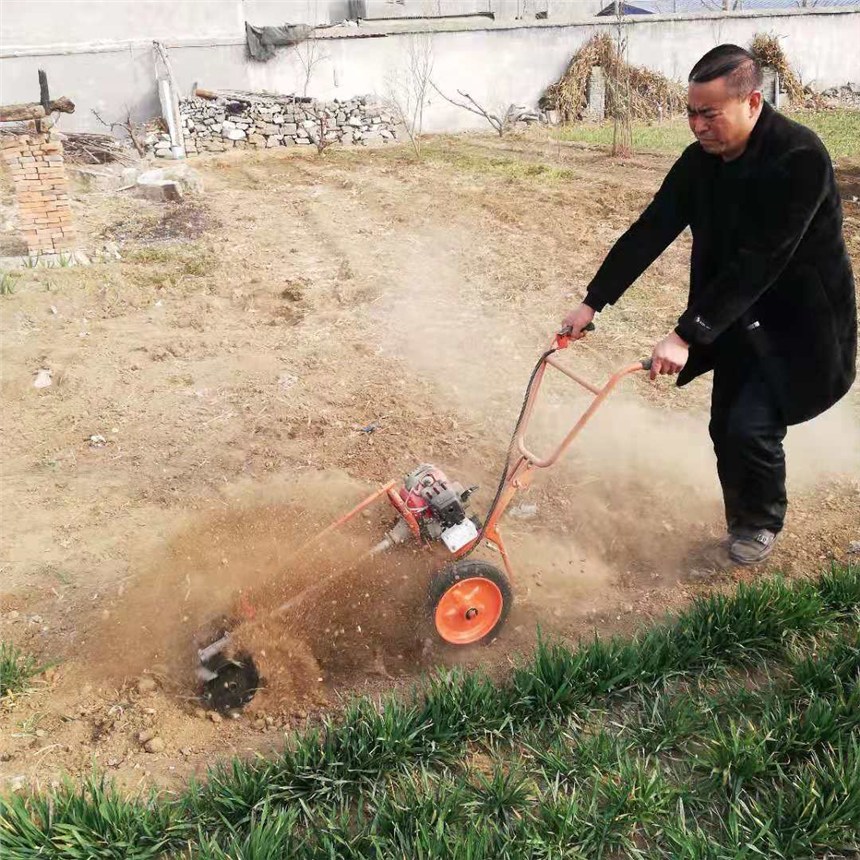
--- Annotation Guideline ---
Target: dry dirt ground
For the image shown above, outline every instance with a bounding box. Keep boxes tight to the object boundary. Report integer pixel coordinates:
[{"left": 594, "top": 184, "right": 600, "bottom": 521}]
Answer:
[{"left": 1, "top": 132, "right": 858, "bottom": 795}]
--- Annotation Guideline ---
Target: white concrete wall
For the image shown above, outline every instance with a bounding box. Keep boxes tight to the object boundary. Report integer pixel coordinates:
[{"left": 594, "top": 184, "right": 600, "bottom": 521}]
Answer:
[
  {"left": 1, "top": 7, "right": 857, "bottom": 134},
  {"left": 622, "top": 11, "right": 860, "bottom": 86},
  {"left": 0, "top": 0, "right": 244, "bottom": 48},
  {"left": 0, "top": 0, "right": 578, "bottom": 49}
]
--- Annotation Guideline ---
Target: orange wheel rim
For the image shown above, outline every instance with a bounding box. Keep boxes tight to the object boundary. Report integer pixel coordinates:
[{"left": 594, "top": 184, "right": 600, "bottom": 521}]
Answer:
[{"left": 435, "top": 577, "right": 504, "bottom": 645}]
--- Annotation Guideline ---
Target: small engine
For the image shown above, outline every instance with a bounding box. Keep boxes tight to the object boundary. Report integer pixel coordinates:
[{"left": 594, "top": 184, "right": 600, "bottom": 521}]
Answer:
[{"left": 372, "top": 464, "right": 480, "bottom": 555}]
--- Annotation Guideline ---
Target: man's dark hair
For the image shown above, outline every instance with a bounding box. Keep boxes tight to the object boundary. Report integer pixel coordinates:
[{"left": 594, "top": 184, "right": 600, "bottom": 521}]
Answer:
[{"left": 689, "top": 44, "right": 763, "bottom": 97}]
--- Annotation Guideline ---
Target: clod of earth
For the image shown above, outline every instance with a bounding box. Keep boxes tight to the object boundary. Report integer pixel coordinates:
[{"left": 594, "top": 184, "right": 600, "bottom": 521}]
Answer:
[
  {"left": 144, "top": 737, "right": 165, "bottom": 753},
  {"left": 136, "top": 677, "right": 157, "bottom": 694}
]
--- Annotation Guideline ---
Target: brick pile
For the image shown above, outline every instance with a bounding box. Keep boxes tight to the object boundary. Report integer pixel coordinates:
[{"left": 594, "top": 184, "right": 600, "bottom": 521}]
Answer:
[{"left": 0, "top": 131, "right": 76, "bottom": 256}]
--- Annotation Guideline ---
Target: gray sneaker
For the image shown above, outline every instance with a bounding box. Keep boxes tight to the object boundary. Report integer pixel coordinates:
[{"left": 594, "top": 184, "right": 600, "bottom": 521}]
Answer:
[{"left": 729, "top": 529, "right": 778, "bottom": 565}]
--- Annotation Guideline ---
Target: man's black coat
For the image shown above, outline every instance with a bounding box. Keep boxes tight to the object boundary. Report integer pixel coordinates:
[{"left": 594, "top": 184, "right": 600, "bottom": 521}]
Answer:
[{"left": 584, "top": 101, "right": 857, "bottom": 425}]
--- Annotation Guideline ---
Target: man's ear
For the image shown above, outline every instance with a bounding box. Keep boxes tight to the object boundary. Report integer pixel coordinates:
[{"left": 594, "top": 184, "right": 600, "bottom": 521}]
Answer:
[{"left": 748, "top": 89, "right": 763, "bottom": 114}]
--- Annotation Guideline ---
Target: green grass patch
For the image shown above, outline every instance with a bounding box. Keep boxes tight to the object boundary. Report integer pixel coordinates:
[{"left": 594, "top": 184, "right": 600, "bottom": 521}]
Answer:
[
  {"left": 0, "top": 643, "right": 41, "bottom": 698},
  {"left": 555, "top": 109, "right": 860, "bottom": 161},
  {"left": 0, "top": 271, "right": 19, "bottom": 296},
  {"left": 1, "top": 564, "right": 858, "bottom": 858}
]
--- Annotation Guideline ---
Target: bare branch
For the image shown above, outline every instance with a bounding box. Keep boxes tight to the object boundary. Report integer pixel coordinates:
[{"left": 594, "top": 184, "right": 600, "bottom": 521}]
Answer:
[
  {"left": 385, "top": 32, "right": 434, "bottom": 158},
  {"left": 92, "top": 108, "right": 146, "bottom": 156},
  {"left": 293, "top": 37, "right": 329, "bottom": 98},
  {"left": 429, "top": 82, "right": 524, "bottom": 137},
  {"left": 306, "top": 107, "right": 335, "bottom": 155}
]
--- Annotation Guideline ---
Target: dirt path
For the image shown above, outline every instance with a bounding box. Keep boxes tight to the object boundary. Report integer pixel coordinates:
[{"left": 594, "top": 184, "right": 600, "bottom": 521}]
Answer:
[{"left": 1, "top": 138, "right": 857, "bottom": 793}]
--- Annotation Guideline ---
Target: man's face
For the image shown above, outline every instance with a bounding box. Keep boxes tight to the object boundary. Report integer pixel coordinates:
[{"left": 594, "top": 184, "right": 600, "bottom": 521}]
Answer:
[{"left": 687, "top": 77, "right": 762, "bottom": 161}]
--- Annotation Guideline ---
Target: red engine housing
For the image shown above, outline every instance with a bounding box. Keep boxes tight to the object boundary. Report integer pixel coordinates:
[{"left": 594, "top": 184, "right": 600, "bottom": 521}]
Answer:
[{"left": 398, "top": 463, "right": 467, "bottom": 524}]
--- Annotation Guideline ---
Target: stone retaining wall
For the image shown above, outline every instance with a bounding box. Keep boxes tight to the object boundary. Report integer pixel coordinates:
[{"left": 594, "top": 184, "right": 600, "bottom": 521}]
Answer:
[{"left": 148, "top": 93, "right": 401, "bottom": 157}]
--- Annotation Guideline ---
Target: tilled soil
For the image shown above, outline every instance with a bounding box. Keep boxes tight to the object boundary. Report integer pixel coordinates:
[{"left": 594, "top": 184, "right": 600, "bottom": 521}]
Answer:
[{"left": 1, "top": 133, "right": 858, "bottom": 793}]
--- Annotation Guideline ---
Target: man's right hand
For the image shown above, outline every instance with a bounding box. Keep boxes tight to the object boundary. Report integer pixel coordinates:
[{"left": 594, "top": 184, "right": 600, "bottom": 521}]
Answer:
[{"left": 561, "top": 303, "right": 596, "bottom": 340}]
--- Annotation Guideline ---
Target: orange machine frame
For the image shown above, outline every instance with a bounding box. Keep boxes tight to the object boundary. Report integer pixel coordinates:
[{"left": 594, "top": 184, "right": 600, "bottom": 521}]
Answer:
[{"left": 298, "top": 333, "right": 650, "bottom": 583}]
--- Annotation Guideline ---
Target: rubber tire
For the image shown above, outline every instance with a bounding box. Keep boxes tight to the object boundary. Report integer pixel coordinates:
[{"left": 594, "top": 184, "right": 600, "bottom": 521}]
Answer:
[{"left": 427, "top": 560, "right": 512, "bottom": 647}]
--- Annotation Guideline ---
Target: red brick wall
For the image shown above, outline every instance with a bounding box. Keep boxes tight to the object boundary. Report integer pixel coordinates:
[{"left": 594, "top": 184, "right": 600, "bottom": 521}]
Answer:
[{"left": 1, "top": 131, "right": 76, "bottom": 257}]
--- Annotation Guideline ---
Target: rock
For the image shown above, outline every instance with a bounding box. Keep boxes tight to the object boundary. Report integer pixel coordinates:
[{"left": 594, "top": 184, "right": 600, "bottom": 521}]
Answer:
[
  {"left": 137, "top": 677, "right": 157, "bottom": 694},
  {"left": 138, "top": 728, "right": 157, "bottom": 744},
  {"left": 209, "top": 711, "right": 222, "bottom": 723},
  {"left": 137, "top": 179, "right": 183, "bottom": 202},
  {"left": 34, "top": 368, "right": 52, "bottom": 388},
  {"left": 101, "top": 241, "right": 121, "bottom": 261},
  {"left": 144, "top": 737, "right": 165, "bottom": 754},
  {"left": 280, "top": 122, "right": 298, "bottom": 135},
  {"left": 849, "top": 540, "right": 860, "bottom": 554},
  {"left": 223, "top": 128, "right": 246, "bottom": 141},
  {"left": 508, "top": 503, "right": 538, "bottom": 520},
  {"left": 137, "top": 163, "right": 204, "bottom": 194},
  {"left": 265, "top": 136, "right": 281, "bottom": 148}
]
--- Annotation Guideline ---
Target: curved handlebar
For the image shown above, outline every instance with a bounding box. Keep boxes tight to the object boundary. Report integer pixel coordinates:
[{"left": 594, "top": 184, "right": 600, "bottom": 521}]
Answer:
[{"left": 515, "top": 351, "right": 653, "bottom": 470}]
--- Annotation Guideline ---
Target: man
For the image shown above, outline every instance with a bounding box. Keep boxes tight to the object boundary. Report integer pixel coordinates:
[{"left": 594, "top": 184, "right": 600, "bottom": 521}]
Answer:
[{"left": 562, "top": 44, "right": 856, "bottom": 566}]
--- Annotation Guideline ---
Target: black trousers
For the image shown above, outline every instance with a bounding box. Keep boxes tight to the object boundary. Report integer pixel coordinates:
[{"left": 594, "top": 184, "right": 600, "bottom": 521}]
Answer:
[{"left": 709, "top": 358, "right": 788, "bottom": 534}]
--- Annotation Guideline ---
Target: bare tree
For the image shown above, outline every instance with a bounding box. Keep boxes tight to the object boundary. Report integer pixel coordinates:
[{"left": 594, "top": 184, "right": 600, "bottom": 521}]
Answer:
[
  {"left": 306, "top": 106, "right": 337, "bottom": 155},
  {"left": 92, "top": 107, "right": 146, "bottom": 155},
  {"left": 429, "top": 82, "right": 525, "bottom": 137},
  {"left": 386, "top": 32, "right": 434, "bottom": 158},
  {"left": 291, "top": 0, "right": 330, "bottom": 98},
  {"left": 609, "top": 4, "right": 633, "bottom": 157},
  {"left": 294, "top": 36, "right": 330, "bottom": 98}
]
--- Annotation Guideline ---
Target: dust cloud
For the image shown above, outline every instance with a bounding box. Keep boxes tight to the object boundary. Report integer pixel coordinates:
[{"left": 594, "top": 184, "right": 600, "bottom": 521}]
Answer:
[
  {"left": 85, "top": 473, "right": 438, "bottom": 710},
  {"left": 371, "top": 228, "right": 860, "bottom": 579}
]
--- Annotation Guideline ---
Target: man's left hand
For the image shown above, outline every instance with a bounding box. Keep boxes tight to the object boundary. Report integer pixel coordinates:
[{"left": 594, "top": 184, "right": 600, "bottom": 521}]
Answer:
[{"left": 650, "top": 331, "right": 689, "bottom": 381}]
